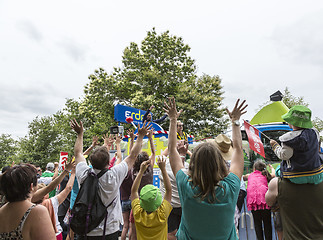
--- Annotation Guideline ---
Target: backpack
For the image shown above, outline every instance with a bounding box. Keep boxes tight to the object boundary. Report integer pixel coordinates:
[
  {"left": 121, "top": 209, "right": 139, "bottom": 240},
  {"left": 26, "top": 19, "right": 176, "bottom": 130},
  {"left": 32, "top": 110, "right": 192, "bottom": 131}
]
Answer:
[{"left": 70, "top": 168, "right": 115, "bottom": 236}]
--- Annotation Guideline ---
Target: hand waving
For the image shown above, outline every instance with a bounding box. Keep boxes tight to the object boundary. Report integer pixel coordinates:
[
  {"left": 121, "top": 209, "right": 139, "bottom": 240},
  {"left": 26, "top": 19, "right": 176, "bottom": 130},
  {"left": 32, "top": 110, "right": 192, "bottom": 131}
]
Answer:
[
  {"left": 70, "top": 119, "right": 83, "bottom": 134},
  {"left": 139, "top": 160, "right": 150, "bottom": 173},
  {"left": 138, "top": 121, "right": 152, "bottom": 137},
  {"left": 164, "top": 97, "right": 181, "bottom": 120},
  {"left": 225, "top": 99, "right": 248, "bottom": 121}
]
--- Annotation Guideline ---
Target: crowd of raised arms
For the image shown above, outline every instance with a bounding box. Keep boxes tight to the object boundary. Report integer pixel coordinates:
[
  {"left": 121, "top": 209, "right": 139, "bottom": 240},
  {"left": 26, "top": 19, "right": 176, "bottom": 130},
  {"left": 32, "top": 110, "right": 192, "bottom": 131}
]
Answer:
[{"left": 0, "top": 97, "right": 323, "bottom": 240}]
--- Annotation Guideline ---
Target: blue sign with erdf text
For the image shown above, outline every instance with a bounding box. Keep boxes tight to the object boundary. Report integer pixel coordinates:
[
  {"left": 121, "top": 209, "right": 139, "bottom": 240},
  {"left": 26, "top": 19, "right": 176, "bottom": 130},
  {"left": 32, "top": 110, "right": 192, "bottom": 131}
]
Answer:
[{"left": 114, "top": 104, "right": 147, "bottom": 125}]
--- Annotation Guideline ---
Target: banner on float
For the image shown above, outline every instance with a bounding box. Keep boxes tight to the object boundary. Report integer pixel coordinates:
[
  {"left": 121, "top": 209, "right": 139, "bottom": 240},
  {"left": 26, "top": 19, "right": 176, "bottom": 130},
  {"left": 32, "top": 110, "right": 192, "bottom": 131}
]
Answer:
[
  {"left": 243, "top": 120, "right": 266, "bottom": 158},
  {"left": 114, "top": 104, "right": 147, "bottom": 125},
  {"left": 59, "top": 152, "right": 68, "bottom": 171}
]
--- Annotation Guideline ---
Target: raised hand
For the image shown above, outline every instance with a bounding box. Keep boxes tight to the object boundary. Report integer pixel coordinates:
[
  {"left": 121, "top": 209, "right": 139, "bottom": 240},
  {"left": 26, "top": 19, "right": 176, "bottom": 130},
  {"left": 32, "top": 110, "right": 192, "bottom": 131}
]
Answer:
[
  {"left": 225, "top": 99, "right": 248, "bottom": 121},
  {"left": 157, "top": 155, "right": 166, "bottom": 171},
  {"left": 177, "top": 140, "right": 188, "bottom": 156},
  {"left": 115, "top": 134, "right": 123, "bottom": 145},
  {"left": 149, "top": 105, "right": 155, "bottom": 111},
  {"left": 70, "top": 119, "right": 83, "bottom": 134},
  {"left": 103, "top": 133, "right": 115, "bottom": 146},
  {"left": 176, "top": 109, "right": 184, "bottom": 118},
  {"left": 92, "top": 136, "right": 99, "bottom": 146},
  {"left": 139, "top": 160, "right": 150, "bottom": 173},
  {"left": 138, "top": 121, "right": 152, "bottom": 137},
  {"left": 164, "top": 97, "right": 179, "bottom": 120},
  {"left": 65, "top": 160, "right": 76, "bottom": 172},
  {"left": 147, "top": 128, "right": 154, "bottom": 139},
  {"left": 127, "top": 129, "right": 135, "bottom": 139}
]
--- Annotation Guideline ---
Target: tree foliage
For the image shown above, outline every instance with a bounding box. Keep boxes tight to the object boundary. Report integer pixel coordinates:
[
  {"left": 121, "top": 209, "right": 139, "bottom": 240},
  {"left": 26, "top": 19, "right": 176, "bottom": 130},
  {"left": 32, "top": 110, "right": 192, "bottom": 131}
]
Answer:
[
  {"left": 0, "top": 134, "right": 18, "bottom": 169},
  {"left": 85, "top": 28, "right": 228, "bottom": 138},
  {"left": 2, "top": 28, "right": 229, "bottom": 167}
]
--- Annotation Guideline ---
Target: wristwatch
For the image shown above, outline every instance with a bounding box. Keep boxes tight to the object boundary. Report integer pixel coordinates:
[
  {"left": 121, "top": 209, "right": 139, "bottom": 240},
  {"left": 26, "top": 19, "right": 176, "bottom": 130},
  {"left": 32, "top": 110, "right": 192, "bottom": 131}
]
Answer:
[{"left": 232, "top": 120, "right": 240, "bottom": 126}]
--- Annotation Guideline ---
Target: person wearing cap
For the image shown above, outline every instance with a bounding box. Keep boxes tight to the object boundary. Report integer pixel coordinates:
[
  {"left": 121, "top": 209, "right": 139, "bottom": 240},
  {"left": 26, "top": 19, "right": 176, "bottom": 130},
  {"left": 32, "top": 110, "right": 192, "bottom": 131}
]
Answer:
[
  {"left": 130, "top": 156, "right": 172, "bottom": 240},
  {"left": 270, "top": 105, "right": 323, "bottom": 184}
]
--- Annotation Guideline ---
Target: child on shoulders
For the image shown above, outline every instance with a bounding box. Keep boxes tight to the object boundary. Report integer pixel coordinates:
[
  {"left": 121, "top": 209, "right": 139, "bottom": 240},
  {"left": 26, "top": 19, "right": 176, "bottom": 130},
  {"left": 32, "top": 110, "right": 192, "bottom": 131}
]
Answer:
[{"left": 270, "top": 105, "right": 323, "bottom": 184}]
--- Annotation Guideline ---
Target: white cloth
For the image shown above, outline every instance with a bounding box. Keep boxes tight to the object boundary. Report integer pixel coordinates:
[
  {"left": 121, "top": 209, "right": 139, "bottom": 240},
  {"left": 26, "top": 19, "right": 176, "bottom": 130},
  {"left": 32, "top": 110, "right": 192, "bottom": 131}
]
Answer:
[
  {"left": 159, "top": 158, "right": 189, "bottom": 208},
  {"left": 76, "top": 160, "right": 128, "bottom": 236},
  {"left": 50, "top": 196, "right": 63, "bottom": 236}
]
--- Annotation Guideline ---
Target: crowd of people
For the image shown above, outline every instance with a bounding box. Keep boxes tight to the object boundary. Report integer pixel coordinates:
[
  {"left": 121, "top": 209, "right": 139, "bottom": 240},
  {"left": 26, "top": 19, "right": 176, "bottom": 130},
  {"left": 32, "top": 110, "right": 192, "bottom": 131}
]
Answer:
[{"left": 0, "top": 98, "right": 323, "bottom": 240}]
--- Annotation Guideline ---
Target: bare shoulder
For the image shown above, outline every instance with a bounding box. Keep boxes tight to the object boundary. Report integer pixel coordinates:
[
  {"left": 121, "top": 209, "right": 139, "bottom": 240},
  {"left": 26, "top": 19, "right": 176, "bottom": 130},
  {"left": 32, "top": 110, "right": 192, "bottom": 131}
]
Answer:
[
  {"left": 268, "top": 177, "right": 279, "bottom": 190},
  {"left": 27, "top": 204, "right": 50, "bottom": 220}
]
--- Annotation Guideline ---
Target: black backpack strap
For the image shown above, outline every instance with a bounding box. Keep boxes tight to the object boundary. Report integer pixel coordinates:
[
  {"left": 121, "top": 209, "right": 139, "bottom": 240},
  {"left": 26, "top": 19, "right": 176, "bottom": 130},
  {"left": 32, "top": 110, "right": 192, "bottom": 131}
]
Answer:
[
  {"left": 97, "top": 168, "right": 108, "bottom": 178},
  {"left": 102, "top": 197, "right": 117, "bottom": 239}
]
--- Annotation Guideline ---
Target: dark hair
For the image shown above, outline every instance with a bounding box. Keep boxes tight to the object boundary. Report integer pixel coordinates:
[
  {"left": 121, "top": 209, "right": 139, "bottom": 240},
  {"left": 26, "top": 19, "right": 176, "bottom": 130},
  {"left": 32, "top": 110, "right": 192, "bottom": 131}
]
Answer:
[
  {"left": 0, "top": 164, "right": 37, "bottom": 202},
  {"left": 89, "top": 146, "right": 110, "bottom": 170},
  {"left": 1, "top": 165, "right": 10, "bottom": 173},
  {"left": 188, "top": 142, "right": 229, "bottom": 203},
  {"left": 133, "top": 152, "right": 149, "bottom": 173},
  {"left": 253, "top": 160, "right": 272, "bottom": 182}
]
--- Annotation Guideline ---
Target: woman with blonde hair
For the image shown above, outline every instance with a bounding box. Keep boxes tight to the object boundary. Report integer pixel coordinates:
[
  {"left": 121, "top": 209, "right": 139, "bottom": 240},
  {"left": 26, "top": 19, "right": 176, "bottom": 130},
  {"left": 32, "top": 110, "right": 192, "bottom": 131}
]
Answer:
[
  {"left": 0, "top": 164, "right": 56, "bottom": 240},
  {"left": 165, "top": 97, "right": 247, "bottom": 240}
]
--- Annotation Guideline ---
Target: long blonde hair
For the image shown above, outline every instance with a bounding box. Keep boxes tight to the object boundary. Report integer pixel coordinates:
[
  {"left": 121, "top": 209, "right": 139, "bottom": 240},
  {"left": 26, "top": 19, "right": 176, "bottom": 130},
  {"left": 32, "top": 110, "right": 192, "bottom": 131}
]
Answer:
[{"left": 188, "top": 142, "right": 229, "bottom": 203}]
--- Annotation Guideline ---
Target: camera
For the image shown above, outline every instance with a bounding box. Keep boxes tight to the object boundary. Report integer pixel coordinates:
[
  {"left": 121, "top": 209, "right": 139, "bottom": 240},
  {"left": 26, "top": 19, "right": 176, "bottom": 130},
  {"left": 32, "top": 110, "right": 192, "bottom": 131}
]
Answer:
[{"left": 110, "top": 125, "right": 124, "bottom": 135}]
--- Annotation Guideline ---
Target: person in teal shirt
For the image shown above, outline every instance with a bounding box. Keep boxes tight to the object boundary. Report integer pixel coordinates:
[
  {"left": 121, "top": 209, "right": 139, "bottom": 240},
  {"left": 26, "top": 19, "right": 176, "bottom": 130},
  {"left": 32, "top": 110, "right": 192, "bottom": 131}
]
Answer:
[{"left": 164, "top": 97, "right": 247, "bottom": 240}]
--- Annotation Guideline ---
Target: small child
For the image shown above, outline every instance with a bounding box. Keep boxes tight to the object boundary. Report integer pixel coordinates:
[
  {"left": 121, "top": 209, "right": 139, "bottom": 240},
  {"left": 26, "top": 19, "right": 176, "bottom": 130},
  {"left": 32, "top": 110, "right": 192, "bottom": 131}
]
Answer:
[
  {"left": 130, "top": 156, "right": 172, "bottom": 240},
  {"left": 270, "top": 105, "right": 323, "bottom": 184}
]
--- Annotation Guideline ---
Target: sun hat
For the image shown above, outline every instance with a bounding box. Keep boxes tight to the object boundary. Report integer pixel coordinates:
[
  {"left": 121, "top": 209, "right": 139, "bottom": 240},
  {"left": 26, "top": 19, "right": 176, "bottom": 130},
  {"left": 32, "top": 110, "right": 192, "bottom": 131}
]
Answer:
[
  {"left": 46, "top": 162, "right": 55, "bottom": 171},
  {"left": 140, "top": 184, "right": 163, "bottom": 212},
  {"left": 206, "top": 134, "right": 233, "bottom": 161},
  {"left": 282, "top": 105, "right": 313, "bottom": 129}
]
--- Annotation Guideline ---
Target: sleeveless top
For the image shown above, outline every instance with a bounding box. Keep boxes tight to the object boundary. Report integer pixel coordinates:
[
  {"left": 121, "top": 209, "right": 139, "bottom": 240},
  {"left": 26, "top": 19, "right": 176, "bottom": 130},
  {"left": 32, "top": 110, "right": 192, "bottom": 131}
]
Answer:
[
  {"left": 246, "top": 170, "right": 270, "bottom": 211},
  {"left": 0, "top": 204, "right": 36, "bottom": 240}
]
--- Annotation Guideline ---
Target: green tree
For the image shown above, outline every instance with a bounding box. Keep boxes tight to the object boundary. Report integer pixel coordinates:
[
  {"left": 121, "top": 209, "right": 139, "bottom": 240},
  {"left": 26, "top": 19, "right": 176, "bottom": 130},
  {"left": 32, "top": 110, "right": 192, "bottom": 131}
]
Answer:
[
  {"left": 0, "top": 134, "right": 18, "bottom": 169},
  {"left": 282, "top": 87, "right": 309, "bottom": 108},
  {"left": 16, "top": 111, "right": 74, "bottom": 169},
  {"left": 84, "top": 28, "right": 227, "bottom": 137}
]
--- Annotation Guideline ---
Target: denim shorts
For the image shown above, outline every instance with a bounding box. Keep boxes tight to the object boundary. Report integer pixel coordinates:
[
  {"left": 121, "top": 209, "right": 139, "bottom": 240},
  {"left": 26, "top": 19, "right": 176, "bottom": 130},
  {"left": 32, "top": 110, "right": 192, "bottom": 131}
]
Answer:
[{"left": 121, "top": 199, "right": 132, "bottom": 213}]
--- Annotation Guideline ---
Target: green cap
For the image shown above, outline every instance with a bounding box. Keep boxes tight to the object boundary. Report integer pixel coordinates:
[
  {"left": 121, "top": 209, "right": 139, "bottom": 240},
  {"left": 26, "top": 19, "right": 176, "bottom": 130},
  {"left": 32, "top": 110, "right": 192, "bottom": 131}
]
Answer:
[
  {"left": 140, "top": 184, "right": 162, "bottom": 212},
  {"left": 282, "top": 105, "right": 313, "bottom": 129}
]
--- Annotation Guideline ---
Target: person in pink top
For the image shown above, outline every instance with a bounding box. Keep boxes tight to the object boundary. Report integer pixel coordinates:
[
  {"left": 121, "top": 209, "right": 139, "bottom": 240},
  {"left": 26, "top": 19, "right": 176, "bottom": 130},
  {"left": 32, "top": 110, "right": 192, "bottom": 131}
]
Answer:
[{"left": 246, "top": 160, "right": 275, "bottom": 240}]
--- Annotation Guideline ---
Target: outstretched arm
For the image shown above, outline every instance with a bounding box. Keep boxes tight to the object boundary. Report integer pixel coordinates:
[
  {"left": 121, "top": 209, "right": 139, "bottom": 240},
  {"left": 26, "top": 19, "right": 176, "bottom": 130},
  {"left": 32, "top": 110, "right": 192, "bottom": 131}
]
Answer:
[
  {"left": 148, "top": 129, "right": 156, "bottom": 167},
  {"left": 70, "top": 119, "right": 86, "bottom": 166},
  {"left": 56, "top": 165, "right": 76, "bottom": 205},
  {"left": 83, "top": 136, "right": 99, "bottom": 156},
  {"left": 32, "top": 161, "right": 74, "bottom": 203},
  {"left": 102, "top": 134, "right": 115, "bottom": 152},
  {"left": 127, "top": 129, "right": 135, "bottom": 153},
  {"left": 130, "top": 160, "right": 150, "bottom": 201},
  {"left": 124, "top": 121, "right": 152, "bottom": 170},
  {"left": 158, "top": 156, "right": 171, "bottom": 203},
  {"left": 115, "top": 135, "right": 123, "bottom": 165},
  {"left": 52, "top": 162, "right": 59, "bottom": 180},
  {"left": 154, "top": 114, "right": 168, "bottom": 124},
  {"left": 164, "top": 97, "right": 184, "bottom": 177},
  {"left": 227, "top": 99, "right": 248, "bottom": 179},
  {"left": 142, "top": 109, "right": 151, "bottom": 123}
]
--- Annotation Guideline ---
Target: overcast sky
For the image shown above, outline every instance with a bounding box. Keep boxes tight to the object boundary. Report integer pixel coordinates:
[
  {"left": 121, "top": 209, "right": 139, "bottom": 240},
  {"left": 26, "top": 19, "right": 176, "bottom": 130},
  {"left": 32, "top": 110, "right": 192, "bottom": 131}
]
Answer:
[{"left": 1, "top": 0, "right": 323, "bottom": 138}]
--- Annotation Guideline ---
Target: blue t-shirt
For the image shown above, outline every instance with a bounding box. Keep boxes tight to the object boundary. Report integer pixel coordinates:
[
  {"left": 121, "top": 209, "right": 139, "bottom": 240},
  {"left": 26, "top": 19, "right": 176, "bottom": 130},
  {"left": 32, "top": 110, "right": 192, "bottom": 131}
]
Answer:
[{"left": 176, "top": 170, "right": 240, "bottom": 240}]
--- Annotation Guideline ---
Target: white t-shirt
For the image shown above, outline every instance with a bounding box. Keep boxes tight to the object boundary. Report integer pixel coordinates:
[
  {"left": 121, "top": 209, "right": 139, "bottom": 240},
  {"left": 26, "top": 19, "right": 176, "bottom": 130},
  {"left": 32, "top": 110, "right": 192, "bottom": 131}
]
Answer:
[
  {"left": 50, "top": 196, "right": 63, "bottom": 236},
  {"left": 76, "top": 160, "right": 128, "bottom": 236},
  {"left": 159, "top": 158, "right": 189, "bottom": 208}
]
